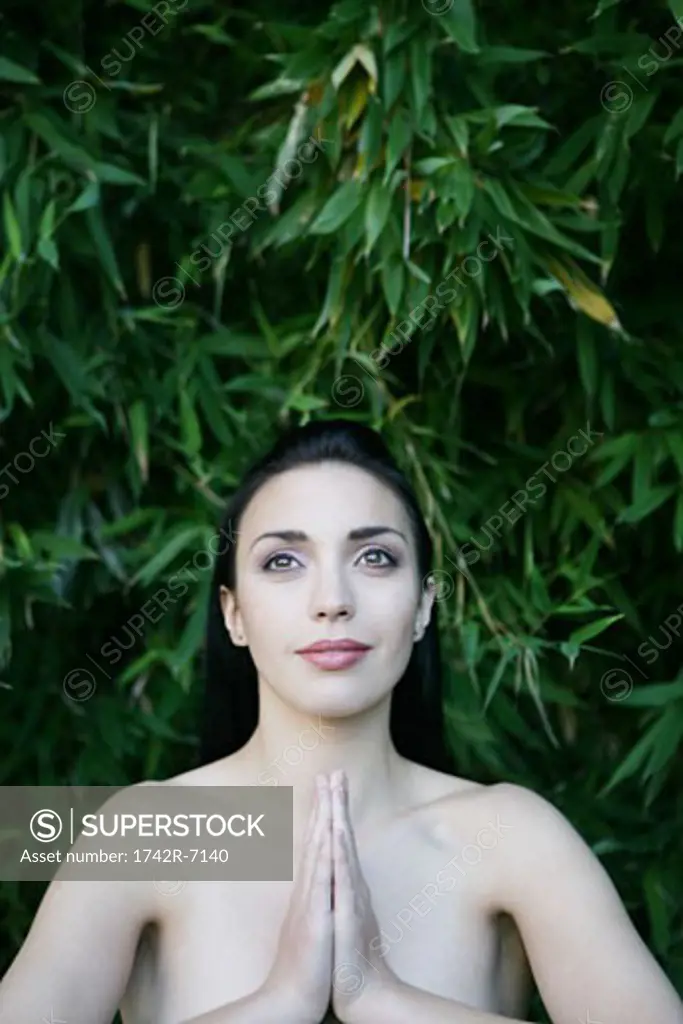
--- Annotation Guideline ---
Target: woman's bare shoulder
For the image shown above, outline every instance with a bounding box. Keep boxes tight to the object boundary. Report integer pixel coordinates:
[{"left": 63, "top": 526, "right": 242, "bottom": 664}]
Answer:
[
  {"left": 404, "top": 764, "right": 544, "bottom": 852},
  {"left": 404, "top": 759, "right": 491, "bottom": 808},
  {"left": 140, "top": 753, "right": 253, "bottom": 788},
  {"left": 407, "top": 762, "right": 543, "bottom": 813}
]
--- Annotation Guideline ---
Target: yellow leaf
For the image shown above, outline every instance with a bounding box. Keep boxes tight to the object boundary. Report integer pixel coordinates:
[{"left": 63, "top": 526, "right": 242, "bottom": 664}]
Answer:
[
  {"left": 306, "top": 80, "right": 326, "bottom": 105},
  {"left": 388, "top": 395, "right": 421, "bottom": 421},
  {"left": 406, "top": 179, "right": 425, "bottom": 202},
  {"left": 545, "top": 256, "right": 621, "bottom": 329},
  {"left": 449, "top": 288, "right": 478, "bottom": 362},
  {"left": 344, "top": 77, "right": 369, "bottom": 131}
]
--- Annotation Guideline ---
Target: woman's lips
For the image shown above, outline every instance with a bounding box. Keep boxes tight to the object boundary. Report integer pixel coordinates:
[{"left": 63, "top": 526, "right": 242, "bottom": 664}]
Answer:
[{"left": 296, "top": 648, "right": 370, "bottom": 671}]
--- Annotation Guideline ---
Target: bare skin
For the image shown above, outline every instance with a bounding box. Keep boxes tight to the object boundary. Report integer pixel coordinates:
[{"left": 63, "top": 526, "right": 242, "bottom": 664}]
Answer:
[
  {"left": 117, "top": 757, "right": 533, "bottom": 1024},
  {"left": 2, "top": 461, "right": 681, "bottom": 1023}
]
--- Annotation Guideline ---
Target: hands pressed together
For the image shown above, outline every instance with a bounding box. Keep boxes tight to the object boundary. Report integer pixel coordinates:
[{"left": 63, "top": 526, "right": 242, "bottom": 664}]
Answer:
[{"left": 262, "top": 770, "right": 400, "bottom": 1024}]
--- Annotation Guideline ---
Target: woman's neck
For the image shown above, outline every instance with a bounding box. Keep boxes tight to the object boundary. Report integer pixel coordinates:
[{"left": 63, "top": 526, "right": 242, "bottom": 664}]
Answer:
[{"left": 238, "top": 683, "right": 410, "bottom": 835}]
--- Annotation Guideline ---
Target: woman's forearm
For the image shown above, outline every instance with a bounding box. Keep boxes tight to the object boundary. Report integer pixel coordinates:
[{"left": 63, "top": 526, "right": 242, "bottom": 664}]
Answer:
[
  {"left": 364, "top": 979, "right": 530, "bottom": 1024},
  {"left": 181, "top": 984, "right": 309, "bottom": 1024}
]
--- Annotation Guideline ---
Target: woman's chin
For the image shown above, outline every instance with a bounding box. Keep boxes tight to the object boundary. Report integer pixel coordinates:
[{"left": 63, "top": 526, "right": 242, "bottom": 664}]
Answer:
[{"left": 291, "top": 681, "right": 389, "bottom": 717}]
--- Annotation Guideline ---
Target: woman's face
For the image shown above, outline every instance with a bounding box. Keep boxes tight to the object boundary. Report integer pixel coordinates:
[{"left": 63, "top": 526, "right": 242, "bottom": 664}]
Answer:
[{"left": 220, "top": 461, "right": 435, "bottom": 718}]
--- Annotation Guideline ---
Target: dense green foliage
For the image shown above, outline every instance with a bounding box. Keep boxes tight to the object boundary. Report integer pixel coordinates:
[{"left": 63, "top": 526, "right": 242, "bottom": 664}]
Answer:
[{"left": 1, "top": 0, "right": 682, "bottom": 1018}]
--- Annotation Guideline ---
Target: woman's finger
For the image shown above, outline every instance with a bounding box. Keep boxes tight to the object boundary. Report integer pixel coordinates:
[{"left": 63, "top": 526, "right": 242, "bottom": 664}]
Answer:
[
  {"left": 302, "top": 777, "right": 319, "bottom": 845},
  {"left": 311, "top": 776, "right": 332, "bottom": 912},
  {"left": 341, "top": 773, "right": 361, "bottom": 866},
  {"left": 297, "top": 776, "right": 323, "bottom": 891}
]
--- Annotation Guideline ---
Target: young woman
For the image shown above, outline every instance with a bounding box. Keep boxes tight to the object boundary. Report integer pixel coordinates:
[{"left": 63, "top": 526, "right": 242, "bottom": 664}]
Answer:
[{"left": 1, "top": 418, "right": 681, "bottom": 1024}]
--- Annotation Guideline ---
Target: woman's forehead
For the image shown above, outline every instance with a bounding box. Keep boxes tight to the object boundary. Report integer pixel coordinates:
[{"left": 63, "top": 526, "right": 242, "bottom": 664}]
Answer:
[{"left": 240, "top": 463, "right": 411, "bottom": 540}]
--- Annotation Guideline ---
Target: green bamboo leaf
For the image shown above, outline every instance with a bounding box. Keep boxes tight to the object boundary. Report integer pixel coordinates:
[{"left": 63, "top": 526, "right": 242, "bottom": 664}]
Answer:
[
  {"left": 380, "top": 258, "right": 405, "bottom": 316},
  {"left": 563, "top": 488, "right": 613, "bottom": 543},
  {"left": 450, "top": 287, "right": 479, "bottom": 363},
  {"left": 116, "top": 650, "right": 175, "bottom": 689},
  {"left": 364, "top": 182, "right": 393, "bottom": 251},
  {"left": 476, "top": 47, "right": 549, "bottom": 64},
  {"left": 437, "top": 0, "right": 479, "bottom": 54},
  {"left": 39, "top": 331, "right": 92, "bottom": 402},
  {"left": 187, "top": 24, "right": 236, "bottom": 46},
  {"left": 38, "top": 200, "right": 56, "bottom": 241},
  {"left": 405, "top": 260, "right": 431, "bottom": 286},
  {"left": 196, "top": 331, "right": 267, "bottom": 358},
  {"left": 67, "top": 180, "right": 100, "bottom": 212},
  {"left": 25, "top": 112, "right": 100, "bottom": 170},
  {"left": 483, "top": 644, "right": 517, "bottom": 710},
  {"left": 576, "top": 317, "right": 598, "bottom": 399},
  {"left": 450, "top": 160, "right": 475, "bottom": 220},
  {"left": 286, "top": 392, "right": 329, "bottom": 412},
  {"left": 384, "top": 108, "right": 413, "bottom": 184},
  {"left": 409, "top": 36, "right": 432, "bottom": 120},
  {"left": 91, "top": 161, "right": 146, "bottom": 187},
  {"left": 0, "top": 57, "right": 41, "bottom": 84},
  {"left": 309, "top": 180, "right": 365, "bottom": 234},
  {"left": 170, "top": 581, "right": 213, "bottom": 675},
  {"left": 616, "top": 486, "right": 677, "bottom": 524},
  {"left": 30, "top": 533, "right": 99, "bottom": 561},
  {"left": 37, "top": 197, "right": 59, "bottom": 267},
  {"left": 488, "top": 104, "right": 553, "bottom": 130},
  {"left": 131, "top": 527, "right": 206, "bottom": 587},
  {"left": 248, "top": 77, "right": 304, "bottom": 101},
  {"left": 569, "top": 613, "right": 624, "bottom": 646},
  {"left": 625, "top": 680, "right": 683, "bottom": 707},
  {"left": 644, "top": 707, "right": 683, "bottom": 777},
  {"left": 3, "top": 193, "right": 22, "bottom": 258},
  {"left": 37, "top": 236, "right": 59, "bottom": 270},
  {"left": 358, "top": 95, "right": 384, "bottom": 173},
  {"left": 665, "top": 432, "right": 683, "bottom": 477},
  {"left": 590, "top": 0, "right": 624, "bottom": 17},
  {"left": 625, "top": 91, "right": 659, "bottom": 141},
  {"left": 99, "top": 509, "right": 160, "bottom": 539},
  {"left": 599, "top": 719, "right": 664, "bottom": 796},
  {"left": 445, "top": 116, "right": 469, "bottom": 156},
  {"left": 383, "top": 22, "right": 415, "bottom": 56},
  {"left": 383, "top": 49, "right": 406, "bottom": 112},
  {"left": 148, "top": 113, "right": 159, "bottom": 193},
  {"left": 179, "top": 389, "right": 202, "bottom": 457},
  {"left": 413, "top": 157, "right": 457, "bottom": 174},
  {"left": 129, "top": 400, "right": 149, "bottom": 483},
  {"left": 84, "top": 206, "right": 127, "bottom": 298}
]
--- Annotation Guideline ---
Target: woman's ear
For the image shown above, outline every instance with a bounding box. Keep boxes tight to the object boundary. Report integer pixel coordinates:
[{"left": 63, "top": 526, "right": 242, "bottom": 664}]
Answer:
[
  {"left": 414, "top": 575, "right": 438, "bottom": 642},
  {"left": 219, "top": 585, "right": 247, "bottom": 645}
]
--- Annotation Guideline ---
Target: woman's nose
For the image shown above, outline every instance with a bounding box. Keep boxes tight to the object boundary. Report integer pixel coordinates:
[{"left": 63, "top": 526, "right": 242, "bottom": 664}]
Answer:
[
  {"left": 314, "top": 601, "right": 352, "bottom": 621},
  {"left": 309, "top": 569, "right": 354, "bottom": 621}
]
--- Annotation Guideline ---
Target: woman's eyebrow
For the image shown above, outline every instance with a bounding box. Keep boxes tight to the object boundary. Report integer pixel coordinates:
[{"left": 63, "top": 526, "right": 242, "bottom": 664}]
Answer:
[{"left": 249, "top": 526, "right": 408, "bottom": 551}]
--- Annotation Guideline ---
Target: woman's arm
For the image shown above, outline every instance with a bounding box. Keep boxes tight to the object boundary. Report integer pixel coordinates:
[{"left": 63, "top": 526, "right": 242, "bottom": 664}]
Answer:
[
  {"left": 0, "top": 875, "right": 315, "bottom": 1024},
  {"left": 0, "top": 876, "right": 158, "bottom": 1024},
  {"left": 487, "top": 782, "right": 683, "bottom": 1023},
  {"left": 180, "top": 985, "right": 314, "bottom": 1024},
  {"left": 352, "top": 978, "right": 528, "bottom": 1023},
  {"left": 362, "top": 783, "right": 682, "bottom": 1024}
]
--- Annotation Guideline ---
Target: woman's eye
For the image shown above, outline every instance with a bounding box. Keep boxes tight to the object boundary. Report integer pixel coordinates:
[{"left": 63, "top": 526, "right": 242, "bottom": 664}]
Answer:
[
  {"left": 359, "top": 547, "right": 397, "bottom": 568},
  {"left": 261, "top": 548, "right": 398, "bottom": 572},
  {"left": 262, "top": 552, "right": 300, "bottom": 571}
]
